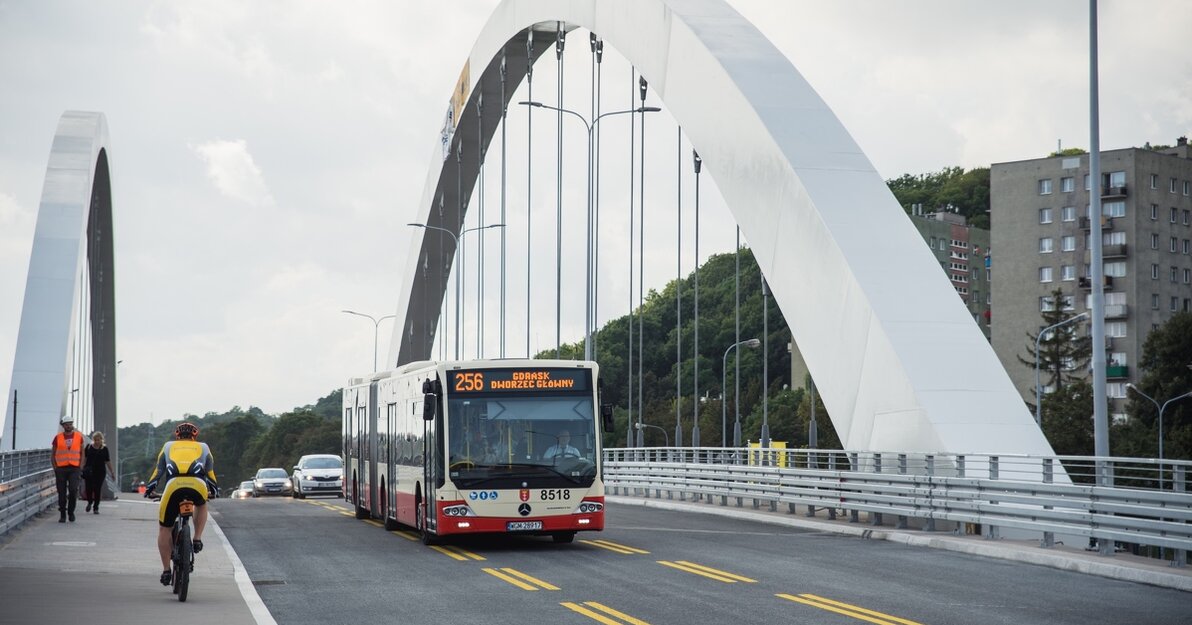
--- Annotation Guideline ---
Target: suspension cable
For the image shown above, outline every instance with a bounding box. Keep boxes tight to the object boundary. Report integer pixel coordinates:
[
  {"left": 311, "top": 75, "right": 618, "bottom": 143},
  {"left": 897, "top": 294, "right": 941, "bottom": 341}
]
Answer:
[
  {"left": 675, "top": 125, "right": 682, "bottom": 447},
  {"left": 593, "top": 37, "right": 604, "bottom": 361}
]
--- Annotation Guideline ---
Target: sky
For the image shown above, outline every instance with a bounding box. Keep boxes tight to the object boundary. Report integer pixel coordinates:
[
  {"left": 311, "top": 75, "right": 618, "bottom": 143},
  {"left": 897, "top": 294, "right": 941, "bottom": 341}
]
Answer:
[{"left": 1, "top": 0, "right": 1189, "bottom": 430}]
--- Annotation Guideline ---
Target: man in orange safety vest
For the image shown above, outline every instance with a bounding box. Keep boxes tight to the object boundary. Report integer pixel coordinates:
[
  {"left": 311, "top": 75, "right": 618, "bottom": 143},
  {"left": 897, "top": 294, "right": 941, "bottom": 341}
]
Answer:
[{"left": 51, "top": 414, "right": 84, "bottom": 523}]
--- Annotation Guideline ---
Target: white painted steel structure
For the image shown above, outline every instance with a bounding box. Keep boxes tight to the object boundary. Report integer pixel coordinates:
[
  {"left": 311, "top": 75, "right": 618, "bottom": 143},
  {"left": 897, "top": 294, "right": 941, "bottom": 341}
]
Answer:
[
  {"left": 389, "top": 0, "right": 1052, "bottom": 457},
  {"left": 2, "top": 112, "right": 117, "bottom": 453}
]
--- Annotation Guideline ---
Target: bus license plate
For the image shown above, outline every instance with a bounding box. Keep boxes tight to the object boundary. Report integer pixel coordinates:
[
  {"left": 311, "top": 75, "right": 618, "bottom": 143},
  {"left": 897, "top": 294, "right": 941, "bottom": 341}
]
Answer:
[{"left": 506, "top": 521, "right": 542, "bottom": 531}]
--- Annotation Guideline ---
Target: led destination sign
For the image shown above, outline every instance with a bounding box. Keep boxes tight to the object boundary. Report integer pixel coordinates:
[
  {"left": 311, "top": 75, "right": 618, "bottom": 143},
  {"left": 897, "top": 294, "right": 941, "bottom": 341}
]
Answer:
[{"left": 450, "top": 368, "right": 590, "bottom": 394}]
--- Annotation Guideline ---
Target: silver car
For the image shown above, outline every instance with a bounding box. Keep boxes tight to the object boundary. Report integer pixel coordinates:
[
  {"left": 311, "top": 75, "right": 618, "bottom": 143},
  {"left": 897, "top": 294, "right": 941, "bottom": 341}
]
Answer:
[
  {"left": 252, "top": 468, "right": 292, "bottom": 497},
  {"left": 290, "top": 454, "right": 343, "bottom": 499}
]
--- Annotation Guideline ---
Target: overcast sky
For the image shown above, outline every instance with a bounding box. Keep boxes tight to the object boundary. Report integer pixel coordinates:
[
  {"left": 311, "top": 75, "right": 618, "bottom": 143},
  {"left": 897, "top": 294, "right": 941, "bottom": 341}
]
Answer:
[{"left": 2, "top": 0, "right": 1189, "bottom": 429}]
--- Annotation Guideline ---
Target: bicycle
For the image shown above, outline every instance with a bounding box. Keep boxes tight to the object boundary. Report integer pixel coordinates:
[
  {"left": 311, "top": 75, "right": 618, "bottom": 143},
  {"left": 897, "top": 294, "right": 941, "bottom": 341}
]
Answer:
[{"left": 149, "top": 492, "right": 203, "bottom": 602}]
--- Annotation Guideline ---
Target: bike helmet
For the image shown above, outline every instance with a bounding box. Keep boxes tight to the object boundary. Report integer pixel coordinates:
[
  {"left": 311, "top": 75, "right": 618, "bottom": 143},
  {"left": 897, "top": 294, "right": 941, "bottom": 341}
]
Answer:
[{"left": 174, "top": 422, "right": 199, "bottom": 439}]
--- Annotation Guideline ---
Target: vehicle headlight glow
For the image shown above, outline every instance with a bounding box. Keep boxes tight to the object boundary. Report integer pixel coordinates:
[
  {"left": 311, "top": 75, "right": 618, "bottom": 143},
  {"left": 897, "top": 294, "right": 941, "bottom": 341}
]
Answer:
[
  {"left": 575, "top": 500, "right": 604, "bottom": 514},
  {"left": 442, "top": 504, "right": 475, "bottom": 517}
]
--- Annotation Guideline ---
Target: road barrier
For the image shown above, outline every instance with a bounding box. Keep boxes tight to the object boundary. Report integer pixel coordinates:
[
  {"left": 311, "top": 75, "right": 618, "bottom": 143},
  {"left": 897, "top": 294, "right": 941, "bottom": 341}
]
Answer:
[
  {"left": 604, "top": 447, "right": 1190, "bottom": 567},
  {"left": 0, "top": 449, "right": 55, "bottom": 538}
]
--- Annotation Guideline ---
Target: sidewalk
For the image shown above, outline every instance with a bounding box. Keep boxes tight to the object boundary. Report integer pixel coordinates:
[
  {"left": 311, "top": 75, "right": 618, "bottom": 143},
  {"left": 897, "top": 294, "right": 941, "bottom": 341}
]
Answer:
[
  {"left": 608, "top": 493, "right": 1192, "bottom": 593},
  {"left": 0, "top": 497, "right": 274, "bottom": 625}
]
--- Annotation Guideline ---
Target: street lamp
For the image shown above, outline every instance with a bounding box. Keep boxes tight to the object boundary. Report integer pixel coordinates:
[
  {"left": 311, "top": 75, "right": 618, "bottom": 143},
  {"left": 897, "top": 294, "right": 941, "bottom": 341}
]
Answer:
[
  {"left": 722, "top": 338, "right": 760, "bottom": 447},
  {"left": 1034, "top": 311, "right": 1089, "bottom": 426},
  {"left": 518, "top": 101, "right": 660, "bottom": 360},
  {"left": 341, "top": 310, "right": 396, "bottom": 372},
  {"left": 407, "top": 222, "right": 505, "bottom": 359},
  {"left": 634, "top": 422, "right": 669, "bottom": 447},
  {"left": 1126, "top": 384, "right": 1192, "bottom": 462}
]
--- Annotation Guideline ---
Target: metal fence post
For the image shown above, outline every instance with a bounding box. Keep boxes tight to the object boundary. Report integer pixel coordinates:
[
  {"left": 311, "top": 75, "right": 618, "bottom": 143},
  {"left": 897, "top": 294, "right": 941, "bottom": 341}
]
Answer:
[
  {"left": 1098, "top": 458, "right": 1115, "bottom": 557},
  {"left": 896, "top": 453, "right": 908, "bottom": 529},
  {"left": 1174, "top": 465, "right": 1187, "bottom": 568},
  {"left": 827, "top": 453, "right": 838, "bottom": 521},
  {"left": 986, "top": 456, "right": 1000, "bottom": 540},
  {"left": 848, "top": 452, "right": 859, "bottom": 523},
  {"left": 924, "top": 455, "right": 936, "bottom": 532},
  {"left": 1041, "top": 458, "right": 1054, "bottom": 548},
  {"left": 871, "top": 453, "right": 883, "bottom": 527}
]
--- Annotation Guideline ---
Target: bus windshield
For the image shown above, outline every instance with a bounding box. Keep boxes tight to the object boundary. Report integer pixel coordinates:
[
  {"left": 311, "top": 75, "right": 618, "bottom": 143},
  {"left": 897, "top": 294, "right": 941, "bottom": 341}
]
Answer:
[{"left": 446, "top": 394, "right": 598, "bottom": 488}]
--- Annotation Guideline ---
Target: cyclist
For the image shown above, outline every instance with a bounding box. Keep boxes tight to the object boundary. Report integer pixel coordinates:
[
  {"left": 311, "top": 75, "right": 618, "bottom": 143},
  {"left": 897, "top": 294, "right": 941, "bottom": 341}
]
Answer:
[{"left": 144, "top": 422, "right": 218, "bottom": 586}]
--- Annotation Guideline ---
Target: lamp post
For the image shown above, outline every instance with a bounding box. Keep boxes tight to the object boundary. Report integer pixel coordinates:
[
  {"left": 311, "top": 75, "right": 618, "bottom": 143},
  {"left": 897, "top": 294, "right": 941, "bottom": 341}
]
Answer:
[
  {"left": 1126, "top": 384, "right": 1192, "bottom": 462},
  {"left": 722, "top": 338, "right": 760, "bottom": 447},
  {"left": 1034, "top": 311, "right": 1089, "bottom": 426},
  {"left": 518, "top": 101, "right": 660, "bottom": 361},
  {"left": 634, "top": 422, "right": 669, "bottom": 447},
  {"left": 408, "top": 222, "right": 505, "bottom": 360},
  {"left": 341, "top": 310, "right": 396, "bottom": 372}
]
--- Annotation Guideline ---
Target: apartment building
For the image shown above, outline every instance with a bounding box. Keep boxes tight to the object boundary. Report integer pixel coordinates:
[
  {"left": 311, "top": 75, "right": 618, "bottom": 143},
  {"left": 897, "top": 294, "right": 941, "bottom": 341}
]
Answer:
[
  {"left": 990, "top": 137, "right": 1192, "bottom": 421},
  {"left": 908, "top": 209, "right": 991, "bottom": 338}
]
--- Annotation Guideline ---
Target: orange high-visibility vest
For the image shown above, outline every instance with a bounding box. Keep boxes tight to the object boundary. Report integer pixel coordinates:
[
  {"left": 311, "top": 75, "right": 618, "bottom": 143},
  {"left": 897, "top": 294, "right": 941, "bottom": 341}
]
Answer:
[{"left": 53, "top": 432, "right": 83, "bottom": 468}]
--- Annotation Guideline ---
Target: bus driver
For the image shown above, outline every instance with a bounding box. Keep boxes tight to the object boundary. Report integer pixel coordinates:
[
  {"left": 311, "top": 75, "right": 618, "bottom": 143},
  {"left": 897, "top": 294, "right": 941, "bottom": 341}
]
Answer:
[{"left": 542, "top": 430, "right": 581, "bottom": 460}]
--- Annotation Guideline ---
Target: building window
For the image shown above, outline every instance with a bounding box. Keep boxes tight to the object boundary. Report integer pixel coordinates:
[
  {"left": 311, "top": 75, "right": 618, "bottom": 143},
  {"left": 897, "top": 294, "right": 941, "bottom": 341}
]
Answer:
[
  {"left": 1173, "top": 178, "right": 1179, "bottom": 193},
  {"left": 928, "top": 236, "right": 936, "bottom": 248},
  {"left": 1061, "top": 265, "right": 1076, "bottom": 281},
  {"left": 1084, "top": 174, "right": 1091, "bottom": 190},
  {"left": 1039, "top": 238, "right": 1054, "bottom": 253},
  {"left": 1107, "top": 383, "right": 1127, "bottom": 399},
  {"left": 1185, "top": 181, "right": 1190, "bottom": 196},
  {"left": 1172, "top": 296, "right": 1180, "bottom": 312},
  {"left": 1184, "top": 240, "right": 1190, "bottom": 255},
  {"left": 1185, "top": 268, "right": 1191, "bottom": 284},
  {"left": 1150, "top": 174, "right": 1159, "bottom": 189},
  {"left": 1061, "top": 177, "right": 1074, "bottom": 193},
  {"left": 951, "top": 274, "right": 968, "bottom": 283},
  {"left": 1105, "top": 171, "right": 1126, "bottom": 188},
  {"left": 1151, "top": 233, "right": 1160, "bottom": 249},
  {"left": 1040, "top": 296, "right": 1055, "bottom": 312},
  {"left": 1152, "top": 263, "right": 1160, "bottom": 280},
  {"left": 1109, "top": 352, "right": 1127, "bottom": 367},
  {"left": 1061, "top": 235, "right": 1076, "bottom": 252},
  {"left": 1184, "top": 209, "right": 1190, "bottom": 225},
  {"left": 1105, "top": 321, "right": 1127, "bottom": 338},
  {"left": 1152, "top": 293, "right": 1160, "bottom": 310},
  {"left": 1172, "top": 266, "right": 1179, "bottom": 282},
  {"left": 1172, "top": 207, "right": 1179, "bottom": 223},
  {"left": 1103, "top": 231, "right": 1125, "bottom": 246},
  {"left": 939, "top": 239, "right": 947, "bottom": 251},
  {"left": 952, "top": 239, "right": 969, "bottom": 249},
  {"left": 1039, "top": 179, "right": 1053, "bottom": 195},
  {"left": 1104, "top": 261, "right": 1127, "bottom": 277},
  {"left": 1061, "top": 206, "right": 1076, "bottom": 222},
  {"left": 1172, "top": 237, "right": 1180, "bottom": 253},
  {"left": 1102, "top": 201, "right": 1126, "bottom": 218},
  {"left": 1039, "top": 208, "right": 1053, "bottom": 224},
  {"left": 1039, "top": 267, "right": 1054, "bottom": 282},
  {"left": 1151, "top": 204, "right": 1159, "bottom": 220}
]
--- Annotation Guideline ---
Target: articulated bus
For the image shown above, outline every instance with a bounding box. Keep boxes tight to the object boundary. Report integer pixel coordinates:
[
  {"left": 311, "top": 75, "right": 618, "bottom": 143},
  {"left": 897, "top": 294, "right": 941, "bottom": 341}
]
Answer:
[{"left": 343, "top": 359, "right": 614, "bottom": 544}]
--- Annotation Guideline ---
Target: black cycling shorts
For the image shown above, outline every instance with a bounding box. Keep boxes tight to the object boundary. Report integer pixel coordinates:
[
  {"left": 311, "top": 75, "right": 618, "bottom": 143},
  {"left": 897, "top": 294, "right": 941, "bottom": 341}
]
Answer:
[{"left": 159, "top": 485, "right": 207, "bottom": 528}]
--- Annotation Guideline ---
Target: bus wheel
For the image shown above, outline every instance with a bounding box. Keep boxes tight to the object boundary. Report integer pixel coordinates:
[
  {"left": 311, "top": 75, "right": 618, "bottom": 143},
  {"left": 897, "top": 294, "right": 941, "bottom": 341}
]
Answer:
[
  {"left": 551, "top": 532, "right": 576, "bottom": 544},
  {"left": 417, "top": 500, "right": 438, "bottom": 545}
]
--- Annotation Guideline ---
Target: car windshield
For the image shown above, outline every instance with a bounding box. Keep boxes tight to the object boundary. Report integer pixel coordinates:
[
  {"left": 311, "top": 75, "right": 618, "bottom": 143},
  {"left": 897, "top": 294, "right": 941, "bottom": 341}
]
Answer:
[
  {"left": 239, "top": 481, "right": 253, "bottom": 489},
  {"left": 257, "top": 469, "right": 287, "bottom": 479},
  {"left": 301, "top": 458, "right": 342, "bottom": 470}
]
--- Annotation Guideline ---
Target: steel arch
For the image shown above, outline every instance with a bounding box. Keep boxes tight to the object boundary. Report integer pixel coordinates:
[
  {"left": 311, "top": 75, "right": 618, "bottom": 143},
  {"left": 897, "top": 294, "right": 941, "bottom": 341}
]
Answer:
[{"left": 387, "top": 0, "right": 1050, "bottom": 456}]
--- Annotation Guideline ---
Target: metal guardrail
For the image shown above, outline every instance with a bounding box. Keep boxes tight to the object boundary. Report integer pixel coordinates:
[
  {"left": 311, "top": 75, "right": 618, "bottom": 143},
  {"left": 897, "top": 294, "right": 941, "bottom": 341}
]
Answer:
[
  {"left": 0, "top": 448, "right": 56, "bottom": 538},
  {"left": 604, "top": 447, "right": 1191, "bottom": 567}
]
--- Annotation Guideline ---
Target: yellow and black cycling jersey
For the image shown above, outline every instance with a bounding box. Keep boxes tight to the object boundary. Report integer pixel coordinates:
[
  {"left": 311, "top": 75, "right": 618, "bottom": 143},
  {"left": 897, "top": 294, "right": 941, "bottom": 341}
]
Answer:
[{"left": 145, "top": 439, "right": 218, "bottom": 496}]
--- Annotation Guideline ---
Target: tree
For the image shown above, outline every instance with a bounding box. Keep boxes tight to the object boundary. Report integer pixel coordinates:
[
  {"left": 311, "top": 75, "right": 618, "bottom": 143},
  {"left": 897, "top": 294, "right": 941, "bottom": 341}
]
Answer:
[
  {"left": 1126, "top": 312, "right": 1192, "bottom": 460},
  {"left": 1018, "top": 289, "right": 1092, "bottom": 396},
  {"left": 1040, "top": 380, "right": 1093, "bottom": 455},
  {"left": 886, "top": 166, "right": 991, "bottom": 228}
]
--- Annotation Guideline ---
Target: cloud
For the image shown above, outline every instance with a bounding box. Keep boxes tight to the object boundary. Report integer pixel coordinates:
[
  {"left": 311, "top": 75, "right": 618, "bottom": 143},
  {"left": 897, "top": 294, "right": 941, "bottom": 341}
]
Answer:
[{"left": 190, "top": 139, "right": 274, "bottom": 206}]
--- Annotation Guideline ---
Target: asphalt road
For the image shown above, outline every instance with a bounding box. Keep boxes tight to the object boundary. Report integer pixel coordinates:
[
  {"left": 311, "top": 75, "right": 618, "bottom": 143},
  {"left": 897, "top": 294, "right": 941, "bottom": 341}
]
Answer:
[{"left": 212, "top": 496, "right": 1189, "bottom": 625}]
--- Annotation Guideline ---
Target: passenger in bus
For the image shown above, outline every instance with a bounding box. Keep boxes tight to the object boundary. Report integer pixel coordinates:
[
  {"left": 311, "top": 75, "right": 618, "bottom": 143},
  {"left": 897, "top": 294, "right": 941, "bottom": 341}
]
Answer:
[{"left": 542, "top": 431, "right": 581, "bottom": 460}]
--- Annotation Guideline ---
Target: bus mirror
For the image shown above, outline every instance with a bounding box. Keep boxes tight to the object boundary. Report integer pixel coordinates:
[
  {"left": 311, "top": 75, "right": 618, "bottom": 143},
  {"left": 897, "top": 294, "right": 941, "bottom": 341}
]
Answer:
[
  {"left": 600, "top": 403, "right": 614, "bottom": 432},
  {"left": 421, "top": 379, "right": 433, "bottom": 394},
  {"left": 423, "top": 394, "right": 437, "bottom": 421}
]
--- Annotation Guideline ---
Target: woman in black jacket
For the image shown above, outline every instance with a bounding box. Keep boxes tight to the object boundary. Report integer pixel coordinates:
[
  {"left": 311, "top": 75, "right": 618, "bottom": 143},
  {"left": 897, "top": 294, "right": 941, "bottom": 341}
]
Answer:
[{"left": 82, "top": 431, "right": 115, "bottom": 513}]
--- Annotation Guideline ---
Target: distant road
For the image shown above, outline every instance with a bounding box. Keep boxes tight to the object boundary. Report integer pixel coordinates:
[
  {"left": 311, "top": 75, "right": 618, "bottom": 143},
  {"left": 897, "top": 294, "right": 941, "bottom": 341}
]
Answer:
[{"left": 212, "top": 497, "right": 1188, "bottom": 625}]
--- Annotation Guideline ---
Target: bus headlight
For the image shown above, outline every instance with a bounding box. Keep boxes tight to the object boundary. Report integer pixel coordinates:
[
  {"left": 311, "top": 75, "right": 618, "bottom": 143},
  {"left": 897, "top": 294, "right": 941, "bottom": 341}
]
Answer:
[
  {"left": 574, "top": 500, "right": 604, "bottom": 514},
  {"left": 442, "top": 504, "right": 475, "bottom": 517}
]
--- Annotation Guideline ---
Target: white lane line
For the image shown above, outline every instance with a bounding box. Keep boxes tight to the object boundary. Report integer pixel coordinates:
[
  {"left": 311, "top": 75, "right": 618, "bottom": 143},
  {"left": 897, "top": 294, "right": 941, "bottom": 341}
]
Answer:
[{"left": 209, "top": 517, "right": 280, "bottom": 625}]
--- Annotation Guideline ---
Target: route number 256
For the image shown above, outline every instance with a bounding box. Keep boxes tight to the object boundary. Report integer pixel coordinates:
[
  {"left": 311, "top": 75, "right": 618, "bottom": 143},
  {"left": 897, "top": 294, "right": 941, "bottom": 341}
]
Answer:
[{"left": 455, "top": 372, "right": 484, "bottom": 391}]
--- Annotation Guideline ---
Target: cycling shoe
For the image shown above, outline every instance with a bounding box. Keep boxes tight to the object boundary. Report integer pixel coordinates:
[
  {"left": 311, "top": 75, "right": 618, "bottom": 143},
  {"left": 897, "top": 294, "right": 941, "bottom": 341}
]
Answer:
[
  {"left": 160, "top": 570, "right": 172, "bottom": 586},
  {"left": 192, "top": 539, "right": 203, "bottom": 553}
]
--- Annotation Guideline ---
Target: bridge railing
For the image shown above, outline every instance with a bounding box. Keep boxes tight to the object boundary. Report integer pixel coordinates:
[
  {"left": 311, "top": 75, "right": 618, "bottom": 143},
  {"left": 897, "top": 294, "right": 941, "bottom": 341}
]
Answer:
[
  {"left": 603, "top": 447, "right": 1190, "bottom": 566},
  {"left": 0, "top": 448, "right": 56, "bottom": 538}
]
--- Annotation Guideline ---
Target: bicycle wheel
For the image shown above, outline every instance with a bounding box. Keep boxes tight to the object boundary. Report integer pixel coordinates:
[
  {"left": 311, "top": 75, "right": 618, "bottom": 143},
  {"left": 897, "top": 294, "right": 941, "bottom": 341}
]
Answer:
[{"left": 176, "top": 521, "right": 193, "bottom": 602}]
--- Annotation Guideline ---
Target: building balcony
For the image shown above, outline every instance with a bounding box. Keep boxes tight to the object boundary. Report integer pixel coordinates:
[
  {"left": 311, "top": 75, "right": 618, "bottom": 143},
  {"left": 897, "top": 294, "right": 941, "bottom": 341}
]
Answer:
[
  {"left": 1101, "top": 184, "right": 1127, "bottom": 199},
  {"left": 1106, "top": 365, "right": 1129, "bottom": 379},
  {"left": 1104, "top": 303, "right": 1128, "bottom": 319},
  {"left": 1078, "top": 275, "right": 1114, "bottom": 289},
  {"left": 1080, "top": 215, "right": 1114, "bottom": 230}
]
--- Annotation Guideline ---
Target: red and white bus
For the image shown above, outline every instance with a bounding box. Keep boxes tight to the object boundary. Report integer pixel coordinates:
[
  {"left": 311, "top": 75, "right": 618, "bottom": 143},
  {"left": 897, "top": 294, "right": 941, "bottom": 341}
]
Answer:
[{"left": 343, "top": 359, "right": 614, "bottom": 544}]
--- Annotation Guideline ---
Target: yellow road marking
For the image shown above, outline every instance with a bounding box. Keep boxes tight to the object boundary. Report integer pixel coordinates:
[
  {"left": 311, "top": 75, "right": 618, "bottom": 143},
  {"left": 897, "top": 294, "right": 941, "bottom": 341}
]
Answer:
[
  {"left": 338, "top": 511, "right": 354, "bottom": 517},
  {"left": 796, "top": 594, "right": 923, "bottom": 625},
  {"left": 582, "top": 601, "right": 651, "bottom": 625},
  {"left": 673, "top": 560, "right": 755, "bottom": 583},
  {"left": 447, "top": 545, "right": 486, "bottom": 561},
  {"left": 391, "top": 530, "right": 419, "bottom": 541},
  {"left": 579, "top": 539, "right": 649, "bottom": 554},
  {"left": 364, "top": 519, "right": 383, "bottom": 528},
  {"left": 482, "top": 567, "right": 539, "bottom": 590},
  {"left": 656, "top": 561, "right": 739, "bottom": 583},
  {"left": 499, "top": 567, "right": 558, "bottom": 590},
  {"left": 430, "top": 545, "right": 468, "bottom": 561},
  {"left": 561, "top": 602, "right": 624, "bottom": 625}
]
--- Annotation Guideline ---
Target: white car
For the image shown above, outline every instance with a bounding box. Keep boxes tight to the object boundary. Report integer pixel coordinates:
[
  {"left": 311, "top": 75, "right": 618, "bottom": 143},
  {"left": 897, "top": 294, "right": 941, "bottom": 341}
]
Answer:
[
  {"left": 253, "top": 468, "right": 292, "bottom": 497},
  {"left": 290, "top": 454, "right": 343, "bottom": 499}
]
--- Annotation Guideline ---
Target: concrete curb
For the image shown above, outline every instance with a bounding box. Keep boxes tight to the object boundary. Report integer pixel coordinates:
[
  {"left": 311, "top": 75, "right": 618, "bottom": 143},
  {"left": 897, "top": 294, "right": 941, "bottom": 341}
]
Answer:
[{"left": 608, "top": 495, "right": 1192, "bottom": 593}]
